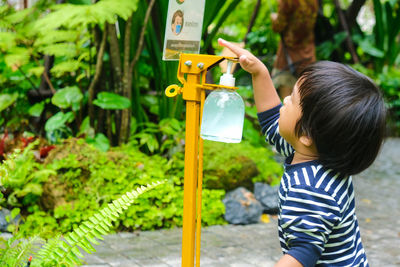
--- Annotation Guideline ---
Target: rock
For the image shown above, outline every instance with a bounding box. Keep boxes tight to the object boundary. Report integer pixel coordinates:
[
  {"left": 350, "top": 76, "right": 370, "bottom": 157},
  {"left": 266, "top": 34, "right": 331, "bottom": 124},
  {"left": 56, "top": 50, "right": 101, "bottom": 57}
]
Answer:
[
  {"left": 0, "top": 208, "right": 22, "bottom": 232},
  {"left": 204, "top": 155, "right": 259, "bottom": 191},
  {"left": 254, "top": 182, "right": 279, "bottom": 214},
  {"left": 223, "top": 187, "right": 262, "bottom": 224},
  {"left": 203, "top": 142, "right": 261, "bottom": 191}
]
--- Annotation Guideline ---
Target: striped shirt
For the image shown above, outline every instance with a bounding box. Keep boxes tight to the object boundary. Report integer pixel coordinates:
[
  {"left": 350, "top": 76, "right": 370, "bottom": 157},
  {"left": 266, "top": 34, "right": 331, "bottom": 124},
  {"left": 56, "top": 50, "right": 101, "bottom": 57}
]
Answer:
[{"left": 258, "top": 105, "right": 369, "bottom": 267}]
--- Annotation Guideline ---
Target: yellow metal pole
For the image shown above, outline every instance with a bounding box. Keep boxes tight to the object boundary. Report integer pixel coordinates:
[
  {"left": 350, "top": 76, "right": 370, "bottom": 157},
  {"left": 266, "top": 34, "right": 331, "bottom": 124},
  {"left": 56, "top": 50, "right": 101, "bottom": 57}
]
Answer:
[
  {"left": 195, "top": 89, "right": 206, "bottom": 267},
  {"left": 181, "top": 74, "right": 201, "bottom": 267},
  {"left": 164, "top": 54, "right": 239, "bottom": 267}
]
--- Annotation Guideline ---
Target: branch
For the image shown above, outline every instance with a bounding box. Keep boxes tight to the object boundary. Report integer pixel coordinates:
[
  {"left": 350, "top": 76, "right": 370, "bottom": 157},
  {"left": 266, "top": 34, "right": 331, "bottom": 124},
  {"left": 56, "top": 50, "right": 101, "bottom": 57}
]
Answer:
[
  {"left": 345, "top": 0, "right": 367, "bottom": 29},
  {"left": 129, "top": 0, "right": 156, "bottom": 73},
  {"left": 42, "top": 70, "right": 56, "bottom": 94},
  {"left": 37, "top": 55, "right": 56, "bottom": 94},
  {"left": 334, "top": 0, "right": 359, "bottom": 63},
  {"left": 244, "top": 0, "right": 261, "bottom": 43}
]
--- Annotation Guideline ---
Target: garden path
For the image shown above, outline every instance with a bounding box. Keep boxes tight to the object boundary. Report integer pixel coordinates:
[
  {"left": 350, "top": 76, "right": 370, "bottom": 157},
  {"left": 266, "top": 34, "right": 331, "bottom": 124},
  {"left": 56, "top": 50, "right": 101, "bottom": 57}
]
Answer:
[{"left": 83, "top": 138, "right": 400, "bottom": 267}]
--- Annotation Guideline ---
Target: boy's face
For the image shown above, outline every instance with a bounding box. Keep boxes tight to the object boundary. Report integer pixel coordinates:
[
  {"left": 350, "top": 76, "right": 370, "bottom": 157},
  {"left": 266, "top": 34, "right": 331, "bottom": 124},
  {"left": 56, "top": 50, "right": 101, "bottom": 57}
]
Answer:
[
  {"left": 279, "top": 81, "right": 302, "bottom": 145},
  {"left": 172, "top": 16, "right": 183, "bottom": 35},
  {"left": 174, "top": 16, "right": 183, "bottom": 26}
]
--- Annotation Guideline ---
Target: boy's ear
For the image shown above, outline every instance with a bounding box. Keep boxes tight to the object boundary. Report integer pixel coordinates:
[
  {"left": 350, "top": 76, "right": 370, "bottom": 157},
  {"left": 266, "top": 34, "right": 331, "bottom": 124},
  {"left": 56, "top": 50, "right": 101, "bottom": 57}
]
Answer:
[{"left": 299, "top": 135, "right": 313, "bottom": 147}]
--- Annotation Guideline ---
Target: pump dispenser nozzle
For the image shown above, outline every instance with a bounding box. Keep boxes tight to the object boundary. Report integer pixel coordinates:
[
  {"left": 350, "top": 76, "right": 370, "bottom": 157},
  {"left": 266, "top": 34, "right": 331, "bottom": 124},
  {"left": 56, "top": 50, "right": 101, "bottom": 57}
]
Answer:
[{"left": 219, "top": 60, "right": 236, "bottom": 87}]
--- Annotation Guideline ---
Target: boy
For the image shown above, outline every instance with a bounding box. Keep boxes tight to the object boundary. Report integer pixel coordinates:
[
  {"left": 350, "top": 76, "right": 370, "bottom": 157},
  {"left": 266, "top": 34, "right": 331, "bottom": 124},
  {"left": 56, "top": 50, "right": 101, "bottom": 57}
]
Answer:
[{"left": 218, "top": 38, "right": 386, "bottom": 266}]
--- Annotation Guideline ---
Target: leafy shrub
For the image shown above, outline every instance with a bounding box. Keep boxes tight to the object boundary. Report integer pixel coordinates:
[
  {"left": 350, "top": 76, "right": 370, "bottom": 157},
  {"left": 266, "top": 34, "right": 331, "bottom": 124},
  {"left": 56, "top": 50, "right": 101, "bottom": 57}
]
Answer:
[
  {"left": 1, "top": 127, "right": 282, "bottom": 238},
  {"left": 1, "top": 138, "right": 228, "bottom": 237},
  {"left": 0, "top": 141, "right": 56, "bottom": 208}
]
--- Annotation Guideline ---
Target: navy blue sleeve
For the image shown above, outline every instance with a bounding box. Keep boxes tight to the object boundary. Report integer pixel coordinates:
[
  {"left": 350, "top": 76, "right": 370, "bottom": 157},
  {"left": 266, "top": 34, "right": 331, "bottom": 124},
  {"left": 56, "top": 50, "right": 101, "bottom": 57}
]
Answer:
[
  {"left": 287, "top": 242, "right": 321, "bottom": 267},
  {"left": 257, "top": 104, "right": 294, "bottom": 157}
]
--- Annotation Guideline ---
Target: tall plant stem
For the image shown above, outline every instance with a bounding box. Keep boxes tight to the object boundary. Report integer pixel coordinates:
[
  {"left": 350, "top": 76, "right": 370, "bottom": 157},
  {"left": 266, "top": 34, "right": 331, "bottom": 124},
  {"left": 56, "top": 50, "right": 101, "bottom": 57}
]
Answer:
[
  {"left": 334, "top": 0, "right": 359, "bottom": 63},
  {"left": 119, "top": 0, "right": 156, "bottom": 144},
  {"left": 244, "top": 0, "right": 261, "bottom": 43},
  {"left": 88, "top": 26, "right": 107, "bottom": 127},
  {"left": 129, "top": 0, "right": 156, "bottom": 73}
]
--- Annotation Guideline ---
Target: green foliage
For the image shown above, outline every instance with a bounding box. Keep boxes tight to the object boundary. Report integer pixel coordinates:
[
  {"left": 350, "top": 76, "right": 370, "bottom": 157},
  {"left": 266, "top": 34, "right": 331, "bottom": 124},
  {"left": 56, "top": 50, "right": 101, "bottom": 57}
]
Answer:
[
  {"left": 0, "top": 0, "right": 140, "bottom": 139},
  {"left": 33, "top": 0, "right": 138, "bottom": 32},
  {"left": 0, "top": 181, "right": 163, "bottom": 267},
  {"left": 33, "top": 181, "right": 164, "bottom": 266},
  {"left": 0, "top": 93, "right": 18, "bottom": 113},
  {"left": 317, "top": 32, "right": 347, "bottom": 60},
  {"left": 0, "top": 131, "right": 282, "bottom": 239},
  {"left": 1, "top": 138, "right": 229, "bottom": 238},
  {"left": 353, "top": 0, "right": 400, "bottom": 71},
  {"left": 0, "top": 141, "right": 56, "bottom": 207},
  {"left": 45, "top": 112, "right": 75, "bottom": 143},
  {"left": 85, "top": 133, "right": 110, "bottom": 152},
  {"left": 51, "top": 87, "right": 83, "bottom": 111},
  {"left": 93, "top": 92, "right": 131, "bottom": 110},
  {"left": 0, "top": 234, "right": 44, "bottom": 267},
  {"left": 130, "top": 117, "right": 185, "bottom": 155}
]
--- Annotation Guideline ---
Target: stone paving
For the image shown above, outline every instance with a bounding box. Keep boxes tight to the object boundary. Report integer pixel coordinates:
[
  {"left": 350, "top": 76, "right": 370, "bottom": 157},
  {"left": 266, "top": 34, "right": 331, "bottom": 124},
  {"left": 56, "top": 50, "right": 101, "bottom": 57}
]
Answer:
[{"left": 82, "top": 138, "right": 400, "bottom": 267}]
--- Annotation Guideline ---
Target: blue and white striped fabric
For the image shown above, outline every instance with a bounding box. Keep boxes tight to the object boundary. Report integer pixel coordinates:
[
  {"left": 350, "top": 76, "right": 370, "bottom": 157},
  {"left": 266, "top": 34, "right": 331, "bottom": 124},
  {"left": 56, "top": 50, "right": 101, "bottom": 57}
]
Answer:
[{"left": 258, "top": 104, "right": 369, "bottom": 267}]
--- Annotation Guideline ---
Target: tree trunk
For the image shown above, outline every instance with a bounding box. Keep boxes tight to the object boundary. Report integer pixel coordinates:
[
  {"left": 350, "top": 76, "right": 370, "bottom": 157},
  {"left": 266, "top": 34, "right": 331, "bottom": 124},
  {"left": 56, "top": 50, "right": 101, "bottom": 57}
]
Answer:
[
  {"left": 107, "top": 23, "right": 123, "bottom": 95},
  {"left": 119, "top": 0, "right": 156, "bottom": 144},
  {"left": 107, "top": 22, "right": 124, "bottom": 142},
  {"left": 119, "top": 16, "right": 133, "bottom": 145},
  {"left": 346, "top": 0, "right": 367, "bottom": 29}
]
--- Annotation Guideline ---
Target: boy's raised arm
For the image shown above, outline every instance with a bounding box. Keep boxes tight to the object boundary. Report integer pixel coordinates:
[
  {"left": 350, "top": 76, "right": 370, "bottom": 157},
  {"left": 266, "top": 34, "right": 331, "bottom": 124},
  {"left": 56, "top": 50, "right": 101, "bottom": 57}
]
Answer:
[{"left": 218, "top": 38, "right": 281, "bottom": 112}]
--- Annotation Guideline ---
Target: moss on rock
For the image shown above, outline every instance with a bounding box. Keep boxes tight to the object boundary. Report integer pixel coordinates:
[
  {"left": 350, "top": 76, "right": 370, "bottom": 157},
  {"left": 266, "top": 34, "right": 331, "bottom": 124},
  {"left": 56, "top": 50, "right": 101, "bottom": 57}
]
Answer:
[{"left": 203, "top": 140, "right": 283, "bottom": 191}]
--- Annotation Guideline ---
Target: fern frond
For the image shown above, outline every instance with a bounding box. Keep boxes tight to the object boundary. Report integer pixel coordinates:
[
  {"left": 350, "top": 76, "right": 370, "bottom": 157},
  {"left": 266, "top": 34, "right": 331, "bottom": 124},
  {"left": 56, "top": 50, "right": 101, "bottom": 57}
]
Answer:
[
  {"left": 34, "top": 180, "right": 165, "bottom": 267},
  {"left": 51, "top": 60, "right": 82, "bottom": 78},
  {"left": 38, "top": 43, "right": 77, "bottom": 58},
  {"left": 31, "top": 234, "right": 61, "bottom": 267},
  {"left": 33, "top": 0, "right": 138, "bottom": 33},
  {"left": 34, "top": 30, "right": 79, "bottom": 47},
  {"left": 4, "top": 7, "right": 34, "bottom": 25},
  {"left": 4, "top": 47, "right": 30, "bottom": 68},
  {"left": 0, "top": 235, "right": 44, "bottom": 267},
  {"left": 0, "top": 32, "right": 17, "bottom": 51}
]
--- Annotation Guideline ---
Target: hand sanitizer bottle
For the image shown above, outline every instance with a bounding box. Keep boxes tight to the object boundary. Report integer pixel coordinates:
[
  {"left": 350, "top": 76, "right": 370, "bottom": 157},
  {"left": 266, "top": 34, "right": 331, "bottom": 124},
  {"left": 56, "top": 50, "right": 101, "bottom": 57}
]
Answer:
[{"left": 200, "top": 61, "right": 245, "bottom": 143}]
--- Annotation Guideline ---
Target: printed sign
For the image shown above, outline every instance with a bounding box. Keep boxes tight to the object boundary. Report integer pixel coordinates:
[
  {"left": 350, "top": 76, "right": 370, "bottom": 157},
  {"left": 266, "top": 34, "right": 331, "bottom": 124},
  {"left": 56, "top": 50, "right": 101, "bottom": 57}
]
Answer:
[{"left": 162, "top": 0, "right": 206, "bottom": 61}]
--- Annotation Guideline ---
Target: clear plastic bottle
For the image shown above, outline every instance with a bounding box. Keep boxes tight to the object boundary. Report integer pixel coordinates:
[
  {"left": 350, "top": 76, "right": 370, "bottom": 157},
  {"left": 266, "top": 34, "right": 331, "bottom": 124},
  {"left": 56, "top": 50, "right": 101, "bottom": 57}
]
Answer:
[{"left": 200, "top": 61, "right": 244, "bottom": 143}]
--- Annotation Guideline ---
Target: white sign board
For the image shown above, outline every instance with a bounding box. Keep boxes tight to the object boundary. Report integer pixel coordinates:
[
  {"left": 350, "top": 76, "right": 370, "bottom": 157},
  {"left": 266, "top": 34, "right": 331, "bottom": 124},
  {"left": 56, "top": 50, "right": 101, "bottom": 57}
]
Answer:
[{"left": 162, "top": 0, "right": 206, "bottom": 61}]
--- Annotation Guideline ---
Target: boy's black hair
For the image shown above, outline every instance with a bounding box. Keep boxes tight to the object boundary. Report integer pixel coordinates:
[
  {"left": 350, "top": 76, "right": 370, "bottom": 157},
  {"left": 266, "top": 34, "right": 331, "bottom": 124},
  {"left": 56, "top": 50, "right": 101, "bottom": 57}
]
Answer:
[{"left": 295, "top": 61, "right": 386, "bottom": 176}]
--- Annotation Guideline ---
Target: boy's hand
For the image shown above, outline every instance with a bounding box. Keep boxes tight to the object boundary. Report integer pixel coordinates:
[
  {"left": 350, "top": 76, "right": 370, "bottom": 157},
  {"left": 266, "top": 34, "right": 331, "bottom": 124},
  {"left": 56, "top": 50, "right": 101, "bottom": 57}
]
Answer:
[{"left": 218, "top": 38, "right": 267, "bottom": 75}]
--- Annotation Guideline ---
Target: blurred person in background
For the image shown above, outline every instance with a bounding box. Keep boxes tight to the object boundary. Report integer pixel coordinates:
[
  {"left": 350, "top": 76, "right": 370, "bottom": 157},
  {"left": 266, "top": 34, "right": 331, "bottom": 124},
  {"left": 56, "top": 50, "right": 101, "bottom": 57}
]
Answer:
[{"left": 271, "top": 0, "right": 318, "bottom": 98}]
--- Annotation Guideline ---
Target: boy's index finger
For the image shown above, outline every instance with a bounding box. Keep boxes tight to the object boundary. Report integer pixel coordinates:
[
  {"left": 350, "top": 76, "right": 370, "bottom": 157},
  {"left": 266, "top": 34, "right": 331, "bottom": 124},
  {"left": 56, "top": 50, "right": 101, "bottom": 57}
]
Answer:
[{"left": 218, "top": 38, "right": 244, "bottom": 57}]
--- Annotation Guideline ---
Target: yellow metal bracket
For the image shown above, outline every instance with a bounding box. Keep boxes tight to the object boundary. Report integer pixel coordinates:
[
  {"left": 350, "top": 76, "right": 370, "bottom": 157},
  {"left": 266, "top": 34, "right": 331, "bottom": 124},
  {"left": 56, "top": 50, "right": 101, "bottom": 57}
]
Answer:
[
  {"left": 165, "top": 54, "right": 238, "bottom": 101},
  {"left": 165, "top": 54, "right": 238, "bottom": 267}
]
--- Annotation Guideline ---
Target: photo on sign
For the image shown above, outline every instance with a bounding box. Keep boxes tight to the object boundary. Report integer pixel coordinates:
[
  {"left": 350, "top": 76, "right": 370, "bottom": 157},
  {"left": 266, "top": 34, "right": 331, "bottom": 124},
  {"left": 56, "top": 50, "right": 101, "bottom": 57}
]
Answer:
[{"left": 171, "top": 10, "right": 184, "bottom": 36}]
